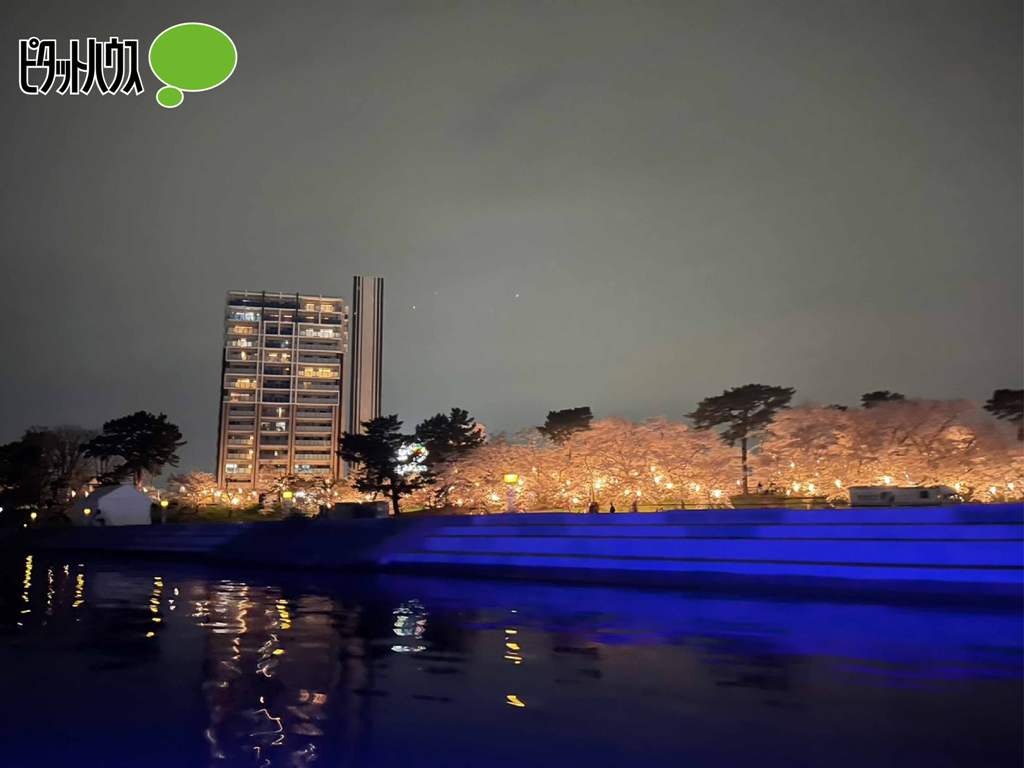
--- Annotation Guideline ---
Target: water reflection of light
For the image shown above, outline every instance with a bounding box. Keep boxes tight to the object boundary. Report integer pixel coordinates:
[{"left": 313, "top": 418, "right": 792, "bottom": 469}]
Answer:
[
  {"left": 72, "top": 569, "right": 85, "bottom": 609},
  {"left": 257, "top": 632, "right": 286, "bottom": 677},
  {"left": 45, "top": 567, "right": 54, "bottom": 617},
  {"left": 391, "top": 599, "right": 428, "bottom": 653},
  {"left": 276, "top": 598, "right": 291, "bottom": 631},
  {"left": 504, "top": 627, "right": 523, "bottom": 665},
  {"left": 17, "top": 554, "right": 33, "bottom": 626},
  {"left": 148, "top": 577, "right": 163, "bottom": 636}
]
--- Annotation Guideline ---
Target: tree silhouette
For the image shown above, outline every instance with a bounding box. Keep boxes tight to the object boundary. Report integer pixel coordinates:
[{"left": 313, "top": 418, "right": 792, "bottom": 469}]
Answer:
[
  {"left": 687, "top": 384, "right": 795, "bottom": 495},
  {"left": 415, "top": 408, "right": 485, "bottom": 467},
  {"left": 984, "top": 389, "right": 1023, "bottom": 441},
  {"left": 85, "top": 411, "right": 185, "bottom": 488},
  {"left": 415, "top": 408, "right": 485, "bottom": 506},
  {"left": 0, "top": 426, "right": 97, "bottom": 514},
  {"left": 538, "top": 407, "right": 593, "bottom": 445},
  {"left": 340, "top": 415, "right": 432, "bottom": 516},
  {"left": 861, "top": 391, "right": 906, "bottom": 409}
]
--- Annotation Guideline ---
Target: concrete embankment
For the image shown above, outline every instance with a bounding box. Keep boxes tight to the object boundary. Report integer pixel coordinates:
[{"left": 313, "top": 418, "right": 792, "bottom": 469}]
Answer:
[{"left": 4, "top": 503, "right": 1022, "bottom": 601}]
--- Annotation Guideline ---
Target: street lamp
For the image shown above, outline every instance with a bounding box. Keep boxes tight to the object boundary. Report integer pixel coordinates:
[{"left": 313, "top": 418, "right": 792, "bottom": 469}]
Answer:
[{"left": 503, "top": 473, "right": 520, "bottom": 514}]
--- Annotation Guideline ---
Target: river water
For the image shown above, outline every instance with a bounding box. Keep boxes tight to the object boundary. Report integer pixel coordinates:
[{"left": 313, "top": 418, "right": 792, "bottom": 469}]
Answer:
[{"left": 0, "top": 553, "right": 1020, "bottom": 767}]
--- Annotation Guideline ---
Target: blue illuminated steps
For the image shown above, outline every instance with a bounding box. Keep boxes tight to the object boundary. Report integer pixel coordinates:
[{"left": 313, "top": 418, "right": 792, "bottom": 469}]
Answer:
[{"left": 378, "top": 504, "right": 1024, "bottom": 593}]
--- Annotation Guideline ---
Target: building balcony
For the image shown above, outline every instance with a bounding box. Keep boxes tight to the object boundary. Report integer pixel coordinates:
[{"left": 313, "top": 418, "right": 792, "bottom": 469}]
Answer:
[
  {"left": 299, "top": 326, "right": 341, "bottom": 338},
  {"left": 227, "top": 294, "right": 263, "bottom": 308},
  {"left": 261, "top": 394, "right": 292, "bottom": 404},
  {"left": 258, "top": 436, "right": 290, "bottom": 448},
  {"left": 261, "top": 299, "right": 299, "bottom": 310},
  {"left": 298, "top": 366, "right": 339, "bottom": 378},
  {"left": 295, "top": 410, "right": 333, "bottom": 418},
  {"left": 298, "top": 384, "right": 339, "bottom": 395},
  {"left": 227, "top": 310, "right": 261, "bottom": 322}
]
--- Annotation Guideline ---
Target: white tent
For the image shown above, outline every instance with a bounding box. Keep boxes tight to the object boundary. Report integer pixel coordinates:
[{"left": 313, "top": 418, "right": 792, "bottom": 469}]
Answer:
[{"left": 69, "top": 485, "right": 153, "bottom": 526}]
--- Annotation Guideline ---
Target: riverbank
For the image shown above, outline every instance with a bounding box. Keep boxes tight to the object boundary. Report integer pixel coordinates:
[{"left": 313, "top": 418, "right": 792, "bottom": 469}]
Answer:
[{"left": 3, "top": 503, "right": 1022, "bottom": 602}]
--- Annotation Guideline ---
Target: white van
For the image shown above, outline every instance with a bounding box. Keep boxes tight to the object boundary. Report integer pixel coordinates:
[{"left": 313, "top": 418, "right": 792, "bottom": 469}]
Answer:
[{"left": 848, "top": 485, "right": 960, "bottom": 507}]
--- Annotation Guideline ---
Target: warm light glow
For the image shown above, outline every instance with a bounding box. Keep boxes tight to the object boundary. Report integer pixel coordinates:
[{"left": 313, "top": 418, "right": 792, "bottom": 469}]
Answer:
[
  {"left": 83, "top": 508, "right": 92, "bottom": 516},
  {"left": 419, "top": 410, "right": 1019, "bottom": 511},
  {"left": 159, "top": 500, "right": 169, "bottom": 508},
  {"left": 282, "top": 491, "right": 294, "bottom": 500},
  {"left": 503, "top": 473, "right": 520, "bottom": 485},
  {"left": 505, "top": 694, "right": 526, "bottom": 708},
  {"left": 29, "top": 512, "right": 37, "bottom": 521}
]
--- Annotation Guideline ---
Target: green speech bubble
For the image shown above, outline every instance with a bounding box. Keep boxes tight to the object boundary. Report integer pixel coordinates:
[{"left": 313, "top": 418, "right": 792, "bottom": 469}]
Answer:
[{"left": 149, "top": 22, "right": 237, "bottom": 109}]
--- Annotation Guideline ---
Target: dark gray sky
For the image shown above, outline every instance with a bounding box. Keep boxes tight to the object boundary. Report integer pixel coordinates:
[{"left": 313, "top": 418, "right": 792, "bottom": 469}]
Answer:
[{"left": 2, "top": 0, "right": 1021, "bottom": 472}]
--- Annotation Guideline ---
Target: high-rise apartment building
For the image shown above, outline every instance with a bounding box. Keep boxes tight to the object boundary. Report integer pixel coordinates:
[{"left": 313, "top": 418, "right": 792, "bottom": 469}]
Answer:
[
  {"left": 346, "top": 275, "right": 384, "bottom": 434},
  {"left": 215, "top": 291, "right": 349, "bottom": 492}
]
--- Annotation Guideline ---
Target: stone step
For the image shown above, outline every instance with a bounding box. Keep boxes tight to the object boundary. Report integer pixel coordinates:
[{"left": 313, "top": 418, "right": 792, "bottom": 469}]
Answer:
[
  {"left": 414, "top": 535, "right": 1024, "bottom": 567},
  {"left": 386, "top": 551, "right": 1023, "bottom": 584},
  {"left": 458, "top": 503, "right": 1024, "bottom": 526},
  {"left": 432, "top": 524, "right": 1024, "bottom": 540}
]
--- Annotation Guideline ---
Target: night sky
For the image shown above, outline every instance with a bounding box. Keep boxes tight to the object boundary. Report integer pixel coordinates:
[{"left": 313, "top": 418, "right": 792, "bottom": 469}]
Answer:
[{"left": 2, "top": 0, "right": 1021, "bottom": 473}]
